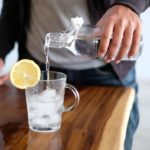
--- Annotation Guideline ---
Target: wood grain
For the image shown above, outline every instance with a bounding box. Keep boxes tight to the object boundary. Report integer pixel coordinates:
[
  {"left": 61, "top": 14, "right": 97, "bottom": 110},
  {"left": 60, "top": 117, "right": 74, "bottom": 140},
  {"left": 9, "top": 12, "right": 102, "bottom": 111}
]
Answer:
[{"left": 0, "top": 81, "right": 135, "bottom": 150}]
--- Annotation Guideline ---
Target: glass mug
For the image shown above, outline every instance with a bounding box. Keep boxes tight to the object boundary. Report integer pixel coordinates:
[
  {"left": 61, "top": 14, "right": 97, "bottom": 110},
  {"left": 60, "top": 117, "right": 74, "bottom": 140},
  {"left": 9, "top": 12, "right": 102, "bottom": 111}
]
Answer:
[
  {"left": 45, "top": 24, "right": 143, "bottom": 60},
  {"left": 25, "top": 71, "right": 80, "bottom": 132}
]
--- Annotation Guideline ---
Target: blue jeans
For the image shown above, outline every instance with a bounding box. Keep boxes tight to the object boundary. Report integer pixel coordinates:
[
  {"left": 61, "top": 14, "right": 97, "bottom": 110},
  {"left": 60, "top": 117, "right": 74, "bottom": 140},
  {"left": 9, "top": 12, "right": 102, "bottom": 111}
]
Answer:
[{"left": 41, "top": 64, "right": 139, "bottom": 150}]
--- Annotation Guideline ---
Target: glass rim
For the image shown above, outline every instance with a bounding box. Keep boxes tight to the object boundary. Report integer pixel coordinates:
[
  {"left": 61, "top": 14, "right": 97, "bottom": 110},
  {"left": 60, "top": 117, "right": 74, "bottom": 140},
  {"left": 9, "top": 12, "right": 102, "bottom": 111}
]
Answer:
[{"left": 40, "top": 70, "right": 67, "bottom": 81}]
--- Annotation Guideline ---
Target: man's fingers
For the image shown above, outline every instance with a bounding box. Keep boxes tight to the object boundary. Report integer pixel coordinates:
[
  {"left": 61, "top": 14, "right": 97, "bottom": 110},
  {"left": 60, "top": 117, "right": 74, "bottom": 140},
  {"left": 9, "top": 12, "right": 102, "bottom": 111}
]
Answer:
[
  {"left": 0, "top": 75, "right": 9, "bottom": 85},
  {"left": 0, "top": 59, "right": 4, "bottom": 69},
  {"left": 115, "top": 26, "right": 134, "bottom": 62},
  {"left": 104, "top": 23, "right": 125, "bottom": 62},
  {"left": 128, "top": 27, "right": 142, "bottom": 58},
  {"left": 98, "top": 23, "right": 114, "bottom": 58},
  {"left": 95, "top": 5, "right": 142, "bottom": 63}
]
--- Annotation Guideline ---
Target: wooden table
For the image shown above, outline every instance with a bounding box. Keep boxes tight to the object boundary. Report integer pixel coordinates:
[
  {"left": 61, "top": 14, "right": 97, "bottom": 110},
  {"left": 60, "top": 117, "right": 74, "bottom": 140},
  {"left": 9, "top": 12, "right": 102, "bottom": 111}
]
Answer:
[{"left": 0, "top": 82, "right": 135, "bottom": 150}]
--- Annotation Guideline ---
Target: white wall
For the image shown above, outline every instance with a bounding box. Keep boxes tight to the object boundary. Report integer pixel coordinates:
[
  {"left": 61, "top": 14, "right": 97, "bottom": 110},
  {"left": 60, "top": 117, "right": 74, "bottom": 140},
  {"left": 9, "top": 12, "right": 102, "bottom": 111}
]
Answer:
[
  {"left": 0, "top": 0, "right": 2, "bottom": 11},
  {"left": 136, "top": 8, "right": 150, "bottom": 80}
]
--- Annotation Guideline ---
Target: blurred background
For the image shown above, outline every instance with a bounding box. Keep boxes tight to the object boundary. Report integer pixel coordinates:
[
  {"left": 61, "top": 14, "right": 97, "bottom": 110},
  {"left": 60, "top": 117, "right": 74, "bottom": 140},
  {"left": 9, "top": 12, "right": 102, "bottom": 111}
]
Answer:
[
  {"left": 0, "top": 1, "right": 150, "bottom": 149},
  {"left": 133, "top": 8, "right": 150, "bottom": 150}
]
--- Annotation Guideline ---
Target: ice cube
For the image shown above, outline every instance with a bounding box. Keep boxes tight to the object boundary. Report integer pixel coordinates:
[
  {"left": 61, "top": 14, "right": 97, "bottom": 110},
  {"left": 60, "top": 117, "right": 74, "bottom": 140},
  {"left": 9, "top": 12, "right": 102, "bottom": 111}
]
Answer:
[
  {"left": 50, "top": 113, "right": 61, "bottom": 123},
  {"left": 40, "top": 89, "right": 57, "bottom": 97},
  {"left": 31, "top": 118, "right": 51, "bottom": 127},
  {"left": 29, "top": 102, "right": 57, "bottom": 115},
  {"left": 28, "top": 100, "right": 43, "bottom": 110},
  {"left": 43, "top": 103, "right": 57, "bottom": 115},
  {"left": 29, "top": 110, "right": 44, "bottom": 119},
  {"left": 27, "top": 95, "right": 37, "bottom": 103},
  {"left": 36, "top": 89, "right": 59, "bottom": 103},
  {"left": 56, "top": 101, "right": 63, "bottom": 112}
]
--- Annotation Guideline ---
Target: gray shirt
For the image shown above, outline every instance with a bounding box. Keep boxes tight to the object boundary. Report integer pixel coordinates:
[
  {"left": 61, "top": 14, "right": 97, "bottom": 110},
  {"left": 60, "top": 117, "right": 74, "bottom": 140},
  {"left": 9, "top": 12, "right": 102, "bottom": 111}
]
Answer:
[{"left": 27, "top": 0, "right": 105, "bottom": 70}]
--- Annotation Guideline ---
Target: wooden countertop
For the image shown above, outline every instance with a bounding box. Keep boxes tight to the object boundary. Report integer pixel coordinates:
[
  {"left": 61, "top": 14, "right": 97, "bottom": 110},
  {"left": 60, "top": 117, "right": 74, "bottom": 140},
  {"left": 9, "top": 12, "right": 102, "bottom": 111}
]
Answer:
[{"left": 0, "top": 82, "right": 135, "bottom": 150}]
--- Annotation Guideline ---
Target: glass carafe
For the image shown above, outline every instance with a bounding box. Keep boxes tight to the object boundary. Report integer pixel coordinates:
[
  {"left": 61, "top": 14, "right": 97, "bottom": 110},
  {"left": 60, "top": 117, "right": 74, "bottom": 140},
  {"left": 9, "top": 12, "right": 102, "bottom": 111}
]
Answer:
[{"left": 44, "top": 25, "right": 143, "bottom": 61}]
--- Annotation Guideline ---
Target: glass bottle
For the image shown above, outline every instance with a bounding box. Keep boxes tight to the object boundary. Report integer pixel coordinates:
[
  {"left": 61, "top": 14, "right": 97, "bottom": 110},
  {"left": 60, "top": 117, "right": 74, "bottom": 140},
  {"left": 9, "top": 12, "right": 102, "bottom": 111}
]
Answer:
[{"left": 44, "top": 25, "right": 143, "bottom": 61}]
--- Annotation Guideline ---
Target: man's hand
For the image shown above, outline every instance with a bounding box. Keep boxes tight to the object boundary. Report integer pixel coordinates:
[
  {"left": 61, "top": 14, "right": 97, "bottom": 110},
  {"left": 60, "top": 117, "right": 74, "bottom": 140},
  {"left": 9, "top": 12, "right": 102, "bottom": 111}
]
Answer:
[
  {"left": 0, "top": 58, "right": 9, "bottom": 85},
  {"left": 96, "top": 5, "right": 142, "bottom": 63}
]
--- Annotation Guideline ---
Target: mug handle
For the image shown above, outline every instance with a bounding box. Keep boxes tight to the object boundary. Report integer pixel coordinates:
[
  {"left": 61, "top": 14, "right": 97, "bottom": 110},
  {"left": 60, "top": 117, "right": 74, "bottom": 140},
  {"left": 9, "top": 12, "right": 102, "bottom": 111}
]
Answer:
[{"left": 63, "top": 84, "right": 80, "bottom": 112}]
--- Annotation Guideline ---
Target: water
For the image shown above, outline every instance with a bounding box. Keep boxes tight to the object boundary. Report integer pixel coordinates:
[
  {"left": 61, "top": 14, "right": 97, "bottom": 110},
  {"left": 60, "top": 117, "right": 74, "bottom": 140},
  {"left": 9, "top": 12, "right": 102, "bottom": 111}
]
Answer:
[
  {"left": 73, "top": 36, "right": 100, "bottom": 58},
  {"left": 27, "top": 18, "right": 81, "bottom": 132},
  {"left": 43, "top": 29, "right": 77, "bottom": 85},
  {"left": 43, "top": 19, "right": 82, "bottom": 76},
  {"left": 27, "top": 88, "right": 63, "bottom": 132},
  {"left": 44, "top": 45, "right": 51, "bottom": 89},
  {"left": 44, "top": 46, "right": 50, "bottom": 78},
  {"left": 74, "top": 35, "right": 143, "bottom": 60},
  {"left": 35, "top": 26, "right": 77, "bottom": 131},
  {"left": 43, "top": 31, "right": 75, "bottom": 81}
]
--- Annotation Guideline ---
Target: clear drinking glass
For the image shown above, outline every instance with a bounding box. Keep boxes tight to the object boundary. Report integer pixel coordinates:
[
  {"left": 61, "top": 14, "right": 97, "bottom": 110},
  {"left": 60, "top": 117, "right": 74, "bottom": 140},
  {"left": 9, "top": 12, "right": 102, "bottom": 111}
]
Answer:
[
  {"left": 25, "top": 71, "right": 80, "bottom": 132},
  {"left": 45, "top": 24, "right": 143, "bottom": 60}
]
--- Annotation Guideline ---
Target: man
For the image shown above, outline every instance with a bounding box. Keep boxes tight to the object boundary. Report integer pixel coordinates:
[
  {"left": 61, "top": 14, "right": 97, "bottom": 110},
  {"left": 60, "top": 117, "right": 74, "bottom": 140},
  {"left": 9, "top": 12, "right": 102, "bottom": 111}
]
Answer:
[{"left": 0, "top": 0, "right": 149, "bottom": 149}]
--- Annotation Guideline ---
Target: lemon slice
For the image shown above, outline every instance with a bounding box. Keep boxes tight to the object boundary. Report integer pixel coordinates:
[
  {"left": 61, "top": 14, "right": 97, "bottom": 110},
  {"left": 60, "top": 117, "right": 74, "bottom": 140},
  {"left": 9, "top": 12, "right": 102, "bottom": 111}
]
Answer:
[{"left": 10, "top": 59, "right": 41, "bottom": 89}]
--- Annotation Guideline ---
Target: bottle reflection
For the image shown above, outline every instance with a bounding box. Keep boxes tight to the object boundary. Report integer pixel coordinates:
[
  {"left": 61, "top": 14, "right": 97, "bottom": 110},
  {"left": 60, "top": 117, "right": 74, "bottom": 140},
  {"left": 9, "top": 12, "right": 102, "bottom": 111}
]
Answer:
[{"left": 27, "top": 130, "right": 62, "bottom": 150}]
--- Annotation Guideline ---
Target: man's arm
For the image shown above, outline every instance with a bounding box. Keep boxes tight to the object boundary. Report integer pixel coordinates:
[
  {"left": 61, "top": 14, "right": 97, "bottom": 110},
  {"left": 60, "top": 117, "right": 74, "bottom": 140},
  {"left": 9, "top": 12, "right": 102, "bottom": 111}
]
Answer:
[
  {"left": 0, "top": 0, "right": 19, "bottom": 85},
  {"left": 95, "top": 1, "right": 149, "bottom": 63},
  {"left": 0, "top": 58, "right": 9, "bottom": 85},
  {"left": 0, "top": 0, "right": 19, "bottom": 60}
]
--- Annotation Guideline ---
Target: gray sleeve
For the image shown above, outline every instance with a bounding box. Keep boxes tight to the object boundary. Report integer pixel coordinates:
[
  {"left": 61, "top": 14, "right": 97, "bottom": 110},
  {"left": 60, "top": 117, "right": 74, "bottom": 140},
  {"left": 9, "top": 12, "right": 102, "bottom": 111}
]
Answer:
[{"left": 106, "top": 0, "right": 150, "bottom": 15}]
